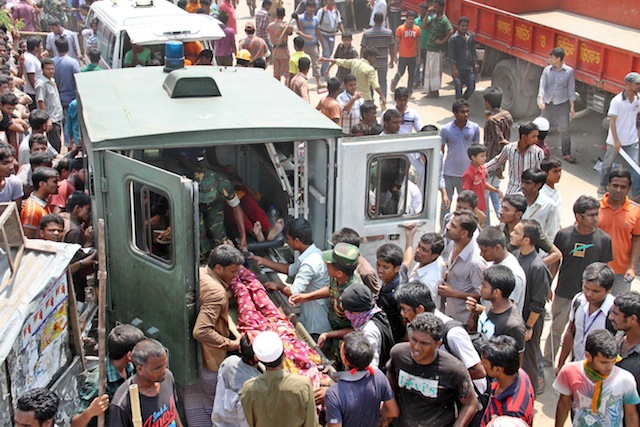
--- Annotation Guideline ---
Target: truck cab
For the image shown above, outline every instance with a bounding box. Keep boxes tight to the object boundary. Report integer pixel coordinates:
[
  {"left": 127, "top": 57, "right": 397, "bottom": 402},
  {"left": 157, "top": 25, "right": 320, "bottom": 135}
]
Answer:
[{"left": 76, "top": 66, "right": 441, "bottom": 386}]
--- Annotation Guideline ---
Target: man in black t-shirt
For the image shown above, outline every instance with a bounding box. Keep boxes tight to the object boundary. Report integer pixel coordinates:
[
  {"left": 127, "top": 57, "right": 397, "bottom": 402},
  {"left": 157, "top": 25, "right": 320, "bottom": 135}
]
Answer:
[
  {"left": 468, "top": 265, "right": 526, "bottom": 353},
  {"left": 543, "top": 196, "right": 613, "bottom": 368},
  {"left": 386, "top": 312, "right": 477, "bottom": 427},
  {"left": 109, "top": 339, "right": 183, "bottom": 427}
]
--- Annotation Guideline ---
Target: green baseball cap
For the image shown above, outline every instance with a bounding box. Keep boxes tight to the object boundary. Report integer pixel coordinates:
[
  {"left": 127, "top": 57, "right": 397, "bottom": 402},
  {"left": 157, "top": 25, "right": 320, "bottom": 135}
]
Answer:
[{"left": 322, "top": 242, "right": 359, "bottom": 266}]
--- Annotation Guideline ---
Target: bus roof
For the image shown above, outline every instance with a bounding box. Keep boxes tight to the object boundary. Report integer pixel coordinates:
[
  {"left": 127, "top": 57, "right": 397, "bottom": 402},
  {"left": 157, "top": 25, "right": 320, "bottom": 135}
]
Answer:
[{"left": 76, "top": 66, "right": 342, "bottom": 149}]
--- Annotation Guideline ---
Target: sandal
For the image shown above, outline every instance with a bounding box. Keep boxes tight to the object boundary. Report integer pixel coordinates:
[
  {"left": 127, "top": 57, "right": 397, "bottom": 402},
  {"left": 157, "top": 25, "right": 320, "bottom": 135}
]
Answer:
[{"left": 563, "top": 155, "right": 577, "bottom": 164}]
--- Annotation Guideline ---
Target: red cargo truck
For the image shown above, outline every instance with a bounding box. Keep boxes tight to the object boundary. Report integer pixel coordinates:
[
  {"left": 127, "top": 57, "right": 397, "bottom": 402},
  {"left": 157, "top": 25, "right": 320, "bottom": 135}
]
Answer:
[{"left": 404, "top": 0, "right": 640, "bottom": 118}]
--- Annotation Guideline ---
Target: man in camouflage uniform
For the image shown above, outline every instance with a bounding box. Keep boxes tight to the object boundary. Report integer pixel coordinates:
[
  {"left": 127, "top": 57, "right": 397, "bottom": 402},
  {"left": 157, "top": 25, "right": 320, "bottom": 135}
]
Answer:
[{"left": 193, "top": 168, "right": 247, "bottom": 257}]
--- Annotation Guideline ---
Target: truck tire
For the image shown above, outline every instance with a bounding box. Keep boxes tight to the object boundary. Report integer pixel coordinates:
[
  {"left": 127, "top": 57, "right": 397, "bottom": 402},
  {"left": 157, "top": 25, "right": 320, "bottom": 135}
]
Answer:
[{"left": 492, "top": 59, "right": 539, "bottom": 119}]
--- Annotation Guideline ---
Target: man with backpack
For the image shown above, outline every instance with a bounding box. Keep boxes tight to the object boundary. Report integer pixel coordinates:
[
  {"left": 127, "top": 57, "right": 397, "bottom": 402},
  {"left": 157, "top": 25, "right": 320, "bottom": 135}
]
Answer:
[
  {"left": 316, "top": 0, "right": 343, "bottom": 78},
  {"left": 556, "top": 262, "right": 617, "bottom": 374}
]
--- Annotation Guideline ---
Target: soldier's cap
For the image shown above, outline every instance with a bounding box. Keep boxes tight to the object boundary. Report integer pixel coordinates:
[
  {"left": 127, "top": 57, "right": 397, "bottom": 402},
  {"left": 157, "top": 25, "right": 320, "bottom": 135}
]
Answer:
[
  {"left": 252, "top": 331, "right": 283, "bottom": 363},
  {"left": 625, "top": 72, "right": 640, "bottom": 84},
  {"left": 322, "top": 242, "right": 359, "bottom": 266},
  {"left": 342, "top": 283, "right": 375, "bottom": 312}
]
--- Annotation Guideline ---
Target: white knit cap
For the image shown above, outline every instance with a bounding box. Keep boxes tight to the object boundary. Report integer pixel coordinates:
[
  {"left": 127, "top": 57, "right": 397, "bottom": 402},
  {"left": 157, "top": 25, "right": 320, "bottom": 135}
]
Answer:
[{"left": 252, "top": 331, "right": 284, "bottom": 363}]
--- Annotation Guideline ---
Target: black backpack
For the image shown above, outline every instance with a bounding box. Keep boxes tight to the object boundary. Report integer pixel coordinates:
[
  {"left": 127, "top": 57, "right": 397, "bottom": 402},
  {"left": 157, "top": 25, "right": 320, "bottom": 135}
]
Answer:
[{"left": 571, "top": 294, "right": 616, "bottom": 334}]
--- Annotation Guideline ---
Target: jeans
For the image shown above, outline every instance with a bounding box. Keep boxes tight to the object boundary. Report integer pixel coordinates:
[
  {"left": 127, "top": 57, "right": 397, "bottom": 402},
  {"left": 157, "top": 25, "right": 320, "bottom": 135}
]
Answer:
[
  {"left": 320, "top": 34, "right": 335, "bottom": 76},
  {"left": 376, "top": 67, "right": 388, "bottom": 98},
  {"left": 391, "top": 57, "right": 417, "bottom": 93},
  {"left": 388, "top": 10, "right": 401, "bottom": 32},
  {"left": 414, "top": 48, "right": 427, "bottom": 86},
  {"left": 543, "top": 294, "right": 572, "bottom": 366},
  {"left": 485, "top": 172, "right": 501, "bottom": 225},
  {"left": 441, "top": 174, "right": 463, "bottom": 224},
  {"left": 454, "top": 68, "right": 476, "bottom": 100},
  {"left": 599, "top": 142, "right": 640, "bottom": 197},
  {"left": 542, "top": 101, "right": 572, "bottom": 156}
]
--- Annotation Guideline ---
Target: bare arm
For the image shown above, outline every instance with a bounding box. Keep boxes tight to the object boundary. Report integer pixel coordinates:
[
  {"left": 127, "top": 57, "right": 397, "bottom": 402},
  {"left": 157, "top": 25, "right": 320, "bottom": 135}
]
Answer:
[
  {"left": 70, "top": 395, "right": 109, "bottom": 427},
  {"left": 380, "top": 397, "right": 400, "bottom": 420},
  {"left": 543, "top": 243, "right": 562, "bottom": 267},
  {"left": 453, "top": 391, "right": 478, "bottom": 427},
  {"left": 231, "top": 204, "right": 247, "bottom": 249},
  {"left": 402, "top": 224, "right": 417, "bottom": 268},
  {"left": 610, "top": 115, "right": 621, "bottom": 150},
  {"left": 624, "top": 403, "right": 639, "bottom": 427},
  {"left": 468, "top": 362, "right": 486, "bottom": 380},
  {"left": 555, "top": 394, "right": 572, "bottom": 427},
  {"left": 627, "top": 235, "right": 640, "bottom": 281},
  {"left": 556, "top": 322, "right": 574, "bottom": 372},
  {"left": 289, "top": 285, "right": 330, "bottom": 304},
  {"left": 250, "top": 255, "right": 290, "bottom": 274}
]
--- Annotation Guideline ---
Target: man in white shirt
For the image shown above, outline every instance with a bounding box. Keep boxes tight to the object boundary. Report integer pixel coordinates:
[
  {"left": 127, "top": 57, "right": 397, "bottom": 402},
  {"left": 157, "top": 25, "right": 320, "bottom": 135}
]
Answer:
[
  {"left": 21, "top": 36, "right": 43, "bottom": 109},
  {"left": 521, "top": 168, "right": 559, "bottom": 242},
  {"left": 382, "top": 86, "right": 421, "bottom": 135},
  {"left": 369, "top": 0, "right": 387, "bottom": 28},
  {"left": 400, "top": 224, "right": 447, "bottom": 310},
  {"left": 476, "top": 226, "right": 526, "bottom": 313},
  {"left": 46, "top": 17, "right": 82, "bottom": 60},
  {"left": 556, "top": 262, "right": 616, "bottom": 371},
  {"left": 337, "top": 73, "right": 363, "bottom": 135},
  {"left": 540, "top": 157, "right": 562, "bottom": 231},
  {"left": 598, "top": 72, "right": 640, "bottom": 198}
]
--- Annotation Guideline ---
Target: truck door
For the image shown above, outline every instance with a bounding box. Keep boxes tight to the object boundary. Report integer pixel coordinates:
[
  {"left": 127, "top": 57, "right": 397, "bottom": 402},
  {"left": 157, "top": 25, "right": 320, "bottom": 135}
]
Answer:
[
  {"left": 102, "top": 151, "right": 199, "bottom": 386},
  {"left": 334, "top": 134, "right": 441, "bottom": 267}
]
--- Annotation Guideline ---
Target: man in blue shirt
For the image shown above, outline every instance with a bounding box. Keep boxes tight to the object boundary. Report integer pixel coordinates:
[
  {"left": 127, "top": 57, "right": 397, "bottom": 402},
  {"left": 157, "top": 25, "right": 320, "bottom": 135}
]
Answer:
[
  {"left": 296, "top": 1, "right": 327, "bottom": 89},
  {"left": 53, "top": 37, "right": 80, "bottom": 148},
  {"left": 250, "top": 218, "right": 332, "bottom": 339},
  {"left": 440, "top": 98, "right": 480, "bottom": 223},
  {"left": 537, "top": 47, "right": 576, "bottom": 163}
]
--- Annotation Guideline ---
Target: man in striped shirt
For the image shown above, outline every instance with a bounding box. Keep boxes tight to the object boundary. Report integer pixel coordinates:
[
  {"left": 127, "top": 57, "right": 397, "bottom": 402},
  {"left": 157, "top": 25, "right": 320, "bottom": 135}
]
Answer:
[
  {"left": 485, "top": 122, "right": 544, "bottom": 196},
  {"left": 480, "top": 335, "right": 535, "bottom": 426},
  {"left": 483, "top": 86, "right": 513, "bottom": 223}
]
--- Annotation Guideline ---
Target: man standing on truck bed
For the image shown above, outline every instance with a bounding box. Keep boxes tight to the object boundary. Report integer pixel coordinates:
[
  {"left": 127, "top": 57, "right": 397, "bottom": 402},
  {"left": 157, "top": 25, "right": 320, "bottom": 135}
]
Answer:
[
  {"left": 537, "top": 47, "right": 577, "bottom": 164},
  {"left": 448, "top": 16, "right": 478, "bottom": 100},
  {"left": 422, "top": 0, "right": 453, "bottom": 98}
]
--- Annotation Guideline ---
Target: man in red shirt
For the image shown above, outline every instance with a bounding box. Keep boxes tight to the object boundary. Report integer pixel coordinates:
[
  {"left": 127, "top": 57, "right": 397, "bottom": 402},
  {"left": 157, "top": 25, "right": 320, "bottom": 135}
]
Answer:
[
  {"left": 218, "top": 0, "right": 237, "bottom": 34},
  {"left": 598, "top": 168, "right": 640, "bottom": 295},
  {"left": 390, "top": 10, "right": 420, "bottom": 96},
  {"left": 50, "top": 157, "right": 84, "bottom": 213}
]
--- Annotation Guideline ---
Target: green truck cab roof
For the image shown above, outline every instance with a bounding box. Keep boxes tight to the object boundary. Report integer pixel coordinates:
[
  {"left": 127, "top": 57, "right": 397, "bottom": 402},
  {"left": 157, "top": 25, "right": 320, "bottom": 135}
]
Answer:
[{"left": 76, "top": 66, "right": 342, "bottom": 150}]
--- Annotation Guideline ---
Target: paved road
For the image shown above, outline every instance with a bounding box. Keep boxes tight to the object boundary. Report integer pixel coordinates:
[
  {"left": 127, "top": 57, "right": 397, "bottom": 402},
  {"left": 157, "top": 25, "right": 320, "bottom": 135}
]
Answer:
[{"left": 233, "top": 2, "right": 639, "bottom": 425}]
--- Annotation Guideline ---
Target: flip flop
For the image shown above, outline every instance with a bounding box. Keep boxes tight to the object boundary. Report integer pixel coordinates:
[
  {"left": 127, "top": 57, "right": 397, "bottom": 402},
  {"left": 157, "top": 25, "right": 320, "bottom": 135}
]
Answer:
[{"left": 563, "top": 155, "right": 577, "bottom": 164}]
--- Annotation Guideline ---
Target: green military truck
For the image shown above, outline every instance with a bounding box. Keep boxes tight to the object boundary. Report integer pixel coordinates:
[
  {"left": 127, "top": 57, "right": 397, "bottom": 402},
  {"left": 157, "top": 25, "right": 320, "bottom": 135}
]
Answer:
[{"left": 76, "top": 65, "right": 442, "bottom": 387}]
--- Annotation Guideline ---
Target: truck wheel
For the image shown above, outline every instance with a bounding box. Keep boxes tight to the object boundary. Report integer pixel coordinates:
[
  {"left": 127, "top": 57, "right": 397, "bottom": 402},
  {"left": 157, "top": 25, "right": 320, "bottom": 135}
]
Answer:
[{"left": 492, "top": 59, "right": 538, "bottom": 119}]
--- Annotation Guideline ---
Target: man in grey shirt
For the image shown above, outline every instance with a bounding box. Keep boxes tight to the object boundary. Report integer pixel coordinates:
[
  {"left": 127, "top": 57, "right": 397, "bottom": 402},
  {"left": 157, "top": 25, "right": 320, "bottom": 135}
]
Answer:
[
  {"left": 537, "top": 47, "right": 576, "bottom": 163},
  {"left": 439, "top": 209, "right": 487, "bottom": 325}
]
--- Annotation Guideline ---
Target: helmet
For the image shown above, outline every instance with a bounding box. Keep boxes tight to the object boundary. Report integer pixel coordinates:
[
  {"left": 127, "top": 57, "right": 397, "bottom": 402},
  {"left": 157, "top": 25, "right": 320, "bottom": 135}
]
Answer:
[
  {"left": 236, "top": 49, "right": 252, "bottom": 62},
  {"left": 532, "top": 116, "right": 550, "bottom": 132}
]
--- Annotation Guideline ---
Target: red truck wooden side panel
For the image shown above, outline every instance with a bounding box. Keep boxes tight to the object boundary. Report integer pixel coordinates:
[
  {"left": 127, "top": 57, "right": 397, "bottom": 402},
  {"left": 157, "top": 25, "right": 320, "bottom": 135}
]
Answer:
[
  {"left": 451, "top": 0, "right": 640, "bottom": 94},
  {"left": 461, "top": 0, "right": 640, "bottom": 30}
]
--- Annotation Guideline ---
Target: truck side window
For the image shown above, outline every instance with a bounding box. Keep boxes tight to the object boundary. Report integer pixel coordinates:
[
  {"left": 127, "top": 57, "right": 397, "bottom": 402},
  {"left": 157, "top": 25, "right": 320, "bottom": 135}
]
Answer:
[
  {"left": 97, "top": 20, "right": 115, "bottom": 66},
  {"left": 130, "top": 182, "right": 172, "bottom": 263},
  {"left": 367, "top": 153, "right": 425, "bottom": 218}
]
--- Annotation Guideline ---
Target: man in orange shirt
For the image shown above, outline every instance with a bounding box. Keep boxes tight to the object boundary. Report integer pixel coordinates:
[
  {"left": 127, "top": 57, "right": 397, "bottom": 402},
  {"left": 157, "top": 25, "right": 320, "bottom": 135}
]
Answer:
[
  {"left": 390, "top": 10, "right": 421, "bottom": 97},
  {"left": 21, "top": 166, "right": 59, "bottom": 238},
  {"left": 186, "top": 0, "right": 201, "bottom": 13},
  {"left": 316, "top": 77, "right": 341, "bottom": 125},
  {"left": 598, "top": 168, "right": 640, "bottom": 295}
]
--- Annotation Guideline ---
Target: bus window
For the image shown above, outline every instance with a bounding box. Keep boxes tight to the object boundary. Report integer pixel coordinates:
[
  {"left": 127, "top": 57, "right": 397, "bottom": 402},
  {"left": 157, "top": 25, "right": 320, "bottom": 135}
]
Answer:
[
  {"left": 367, "top": 153, "right": 425, "bottom": 218},
  {"left": 130, "top": 181, "right": 173, "bottom": 263}
]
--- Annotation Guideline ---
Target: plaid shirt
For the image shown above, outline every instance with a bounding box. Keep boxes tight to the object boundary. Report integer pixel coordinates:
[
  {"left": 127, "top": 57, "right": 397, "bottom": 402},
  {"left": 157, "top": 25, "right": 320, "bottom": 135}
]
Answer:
[
  {"left": 255, "top": 8, "right": 270, "bottom": 40},
  {"left": 485, "top": 142, "right": 544, "bottom": 195}
]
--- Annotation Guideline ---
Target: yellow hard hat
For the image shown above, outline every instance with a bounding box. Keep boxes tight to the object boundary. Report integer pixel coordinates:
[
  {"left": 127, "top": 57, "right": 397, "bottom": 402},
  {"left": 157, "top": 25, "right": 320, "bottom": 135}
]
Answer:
[{"left": 237, "top": 49, "right": 252, "bottom": 62}]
